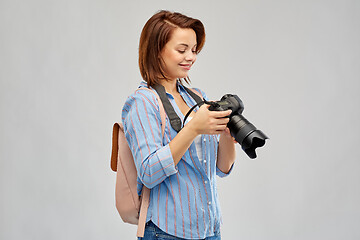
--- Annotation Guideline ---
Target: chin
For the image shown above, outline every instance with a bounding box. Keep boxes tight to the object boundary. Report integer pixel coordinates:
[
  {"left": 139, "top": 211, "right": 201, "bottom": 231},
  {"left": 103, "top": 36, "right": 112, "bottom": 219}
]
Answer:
[{"left": 177, "top": 73, "right": 189, "bottom": 79}]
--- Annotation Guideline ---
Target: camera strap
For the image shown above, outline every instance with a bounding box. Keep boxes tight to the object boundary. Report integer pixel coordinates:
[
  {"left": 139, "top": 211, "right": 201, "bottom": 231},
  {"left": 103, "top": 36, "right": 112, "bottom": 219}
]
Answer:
[
  {"left": 153, "top": 84, "right": 204, "bottom": 132},
  {"left": 183, "top": 100, "right": 207, "bottom": 127}
]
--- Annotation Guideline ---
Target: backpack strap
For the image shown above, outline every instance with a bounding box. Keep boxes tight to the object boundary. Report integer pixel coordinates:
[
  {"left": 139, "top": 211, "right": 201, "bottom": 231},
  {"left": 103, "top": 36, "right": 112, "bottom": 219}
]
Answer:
[{"left": 134, "top": 87, "right": 166, "bottom": 238}]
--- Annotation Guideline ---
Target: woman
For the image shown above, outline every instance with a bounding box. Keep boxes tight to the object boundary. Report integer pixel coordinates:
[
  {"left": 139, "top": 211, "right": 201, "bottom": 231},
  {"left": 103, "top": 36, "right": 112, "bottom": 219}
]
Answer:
[{"left": 122, "top": 10, "right": 236, "bottom": 240}]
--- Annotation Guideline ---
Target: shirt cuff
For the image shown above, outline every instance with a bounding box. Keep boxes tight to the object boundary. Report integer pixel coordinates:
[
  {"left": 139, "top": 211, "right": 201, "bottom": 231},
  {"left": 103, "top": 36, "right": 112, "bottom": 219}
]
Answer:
[
  {"left": 216, "top": 163, "right": 234, "bottom": 178},
  {"left": 157, "top": 144, "right": 178, "bottom": 177}
]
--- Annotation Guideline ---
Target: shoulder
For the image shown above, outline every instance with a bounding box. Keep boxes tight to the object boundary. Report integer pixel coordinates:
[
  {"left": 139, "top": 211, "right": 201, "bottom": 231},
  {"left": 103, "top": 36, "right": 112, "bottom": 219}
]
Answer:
[
  {"left": 190, "top": 87, "right": 208, "bottom": 101},
  {"left": 122, "top": 87, "right": 161, "bottom": 119},
  {"left": 123, "top": 87, "right": 160, "bottom": 112}
]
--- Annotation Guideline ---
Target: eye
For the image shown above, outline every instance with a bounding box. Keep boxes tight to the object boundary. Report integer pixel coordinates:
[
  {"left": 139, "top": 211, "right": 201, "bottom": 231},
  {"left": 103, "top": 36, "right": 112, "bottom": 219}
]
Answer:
[{"left": 178, "top": 50, "right": 185, "bottom": 54}]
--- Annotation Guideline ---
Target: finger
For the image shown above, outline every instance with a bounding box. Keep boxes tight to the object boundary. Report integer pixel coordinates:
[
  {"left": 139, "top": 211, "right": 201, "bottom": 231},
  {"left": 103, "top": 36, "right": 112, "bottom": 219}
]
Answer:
[
  {"left": 213, "top": 120, "right": 229, "bottom": 127},
  {"left": 212, "top": 109, "right": 232, "bottom": 118},
  {"left": 211, "top": 117, "right": 229, "bottom": 126},
  {"left": 220, "top": 126, "right": 233, "bottom": 134},
  {"left": 215, "top": 124, "right": 228, "bottom": 131},
  {"left": 199, "top": 104, "right": 211, "bottom": 113},
  {"left": 215, "top": 129, "right": 227, "bottom": 134},
  {"left": 216, "top": 118, "right": 230, "bottom": 125}
]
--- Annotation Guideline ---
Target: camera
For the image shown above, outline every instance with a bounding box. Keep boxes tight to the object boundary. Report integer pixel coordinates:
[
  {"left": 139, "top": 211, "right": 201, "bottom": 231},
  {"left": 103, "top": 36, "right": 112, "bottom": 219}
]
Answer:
[{"left": 208, "top": 94, "right": 268, "bottom": 159}]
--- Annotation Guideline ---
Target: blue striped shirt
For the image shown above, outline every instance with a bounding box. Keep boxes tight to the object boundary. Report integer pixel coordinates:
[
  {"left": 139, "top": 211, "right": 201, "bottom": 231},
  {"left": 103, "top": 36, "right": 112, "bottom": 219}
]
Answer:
[{"left": 122, "top": 81, "right": 233, "bottom": 239}]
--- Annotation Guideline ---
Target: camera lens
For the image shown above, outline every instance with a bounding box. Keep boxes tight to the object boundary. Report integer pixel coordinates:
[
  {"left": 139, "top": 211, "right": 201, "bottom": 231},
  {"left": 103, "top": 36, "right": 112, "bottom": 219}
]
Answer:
[
  {"left": 241, "top": 130, "right": 268, "bottom": 159},
  {"left": 228, "top": 115, "right": 268, "bottom": 159}
]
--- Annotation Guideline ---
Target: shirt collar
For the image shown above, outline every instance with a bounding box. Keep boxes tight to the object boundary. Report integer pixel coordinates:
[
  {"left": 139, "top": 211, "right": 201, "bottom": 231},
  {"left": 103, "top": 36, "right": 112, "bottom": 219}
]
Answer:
[
  {"left": 176, "top": 80, "right": 187, "bottom": 93},
  {"left": 138, "top": 80, "right": 187, "bottom": 94},
  {"left": 139, "top": 81, "right": 148, "bottom": 88}
]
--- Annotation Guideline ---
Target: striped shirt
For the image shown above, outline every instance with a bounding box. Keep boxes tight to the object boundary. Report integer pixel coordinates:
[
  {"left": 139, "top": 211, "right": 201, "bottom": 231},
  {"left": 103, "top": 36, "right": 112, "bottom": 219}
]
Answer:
[{"left": 122, "top": 81, "right": 233, "bottom": 239}]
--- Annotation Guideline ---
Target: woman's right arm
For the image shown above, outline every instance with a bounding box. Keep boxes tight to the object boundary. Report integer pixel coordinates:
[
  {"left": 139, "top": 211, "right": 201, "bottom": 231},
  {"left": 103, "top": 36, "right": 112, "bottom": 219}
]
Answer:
[
  {"left": 122, "top": 92, "right": 231, "bottom": 188},
  {"left": 122, "top": 91, "right": 178, "bottom": 189}
]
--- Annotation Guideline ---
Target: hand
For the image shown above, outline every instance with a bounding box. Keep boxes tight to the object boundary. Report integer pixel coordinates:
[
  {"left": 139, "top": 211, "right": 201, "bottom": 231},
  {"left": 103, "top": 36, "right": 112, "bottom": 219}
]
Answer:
[
  {"left": 188, "top": 104, "right": 232, "bottom": 135},
  {"left": 221, "top": 127, "right": 237, "bottom": 143}
]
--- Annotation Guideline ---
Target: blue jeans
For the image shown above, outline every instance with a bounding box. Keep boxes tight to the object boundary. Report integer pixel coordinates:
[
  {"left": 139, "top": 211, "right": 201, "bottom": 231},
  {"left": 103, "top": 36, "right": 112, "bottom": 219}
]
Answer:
[{"left": 138, "top": 221, "right": 221, "bottom": 240}]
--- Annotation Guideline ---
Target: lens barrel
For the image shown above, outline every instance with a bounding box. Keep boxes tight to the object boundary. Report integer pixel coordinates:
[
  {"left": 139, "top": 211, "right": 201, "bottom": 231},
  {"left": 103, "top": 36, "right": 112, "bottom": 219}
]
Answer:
[{"left": 228, "top": 114, "right": 268, "bottom": 159}]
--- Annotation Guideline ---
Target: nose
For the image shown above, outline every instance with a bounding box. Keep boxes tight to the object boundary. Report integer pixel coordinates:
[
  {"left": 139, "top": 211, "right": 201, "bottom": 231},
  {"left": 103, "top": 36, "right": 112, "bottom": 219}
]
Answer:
[{"left": 185, "top": 51, "right": 196, "bottom": 63}]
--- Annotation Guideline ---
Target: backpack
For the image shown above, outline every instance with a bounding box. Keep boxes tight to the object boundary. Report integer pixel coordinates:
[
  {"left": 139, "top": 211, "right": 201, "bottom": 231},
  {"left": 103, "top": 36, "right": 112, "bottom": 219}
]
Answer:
[
  {"left": 111, "top": 88, "right": 166, "bottom": 237},
  {"left": 110, "top": 86, "right": 202, "bottom": 237}
]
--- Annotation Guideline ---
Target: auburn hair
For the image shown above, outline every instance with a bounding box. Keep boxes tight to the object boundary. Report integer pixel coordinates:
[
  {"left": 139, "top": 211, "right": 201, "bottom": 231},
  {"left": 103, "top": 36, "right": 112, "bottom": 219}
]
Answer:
[{"left": 138, "top": 10, "right": 206, "bottom": 87}]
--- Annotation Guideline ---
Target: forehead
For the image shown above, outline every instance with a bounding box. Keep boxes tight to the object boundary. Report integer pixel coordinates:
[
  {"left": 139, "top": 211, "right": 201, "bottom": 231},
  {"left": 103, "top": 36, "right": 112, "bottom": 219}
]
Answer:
[{"left": 167, "top": 28, "right": 197, "bottom": 46}]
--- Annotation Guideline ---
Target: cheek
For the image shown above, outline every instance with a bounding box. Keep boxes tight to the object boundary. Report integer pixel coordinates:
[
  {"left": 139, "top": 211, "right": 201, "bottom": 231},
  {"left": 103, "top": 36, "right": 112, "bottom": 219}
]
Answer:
[
  {"left": 170, "top": 52, "right": 184, "bottom": 63},
  {"left": 163, "top": 51, "right": 181, "bottom": 65}
]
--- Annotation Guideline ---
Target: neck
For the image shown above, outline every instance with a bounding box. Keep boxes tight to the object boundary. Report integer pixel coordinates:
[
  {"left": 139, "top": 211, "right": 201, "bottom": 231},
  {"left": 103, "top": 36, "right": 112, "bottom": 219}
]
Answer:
[{"left": 159, "top": 79, "right": 178, "bottom": 95}]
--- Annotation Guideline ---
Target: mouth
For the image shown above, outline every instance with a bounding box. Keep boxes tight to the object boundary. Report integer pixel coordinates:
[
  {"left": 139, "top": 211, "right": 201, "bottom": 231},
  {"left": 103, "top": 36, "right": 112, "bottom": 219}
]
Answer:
[{"left": 179, "top": 63, "right": 192, "bottom": 70}]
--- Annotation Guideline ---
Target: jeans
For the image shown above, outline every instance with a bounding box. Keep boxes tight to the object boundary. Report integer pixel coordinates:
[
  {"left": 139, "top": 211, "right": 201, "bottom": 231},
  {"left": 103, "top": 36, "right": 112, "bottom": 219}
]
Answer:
[{"left": 138, "top": 221, "right": 221, "bottom": 240}]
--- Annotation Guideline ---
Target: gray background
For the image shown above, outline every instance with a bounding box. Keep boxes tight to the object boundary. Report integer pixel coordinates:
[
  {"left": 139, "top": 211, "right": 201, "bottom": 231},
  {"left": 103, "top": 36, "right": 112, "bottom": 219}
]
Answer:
[{"left": 1, "top": 0, "right": 359, "bottom": 239}]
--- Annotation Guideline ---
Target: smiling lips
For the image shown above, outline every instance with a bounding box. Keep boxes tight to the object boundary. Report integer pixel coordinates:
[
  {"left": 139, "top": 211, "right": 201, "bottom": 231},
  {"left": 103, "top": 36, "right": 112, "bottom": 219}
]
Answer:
[{"left": 179, "top": 63, "right": 192, "bottom": 70}]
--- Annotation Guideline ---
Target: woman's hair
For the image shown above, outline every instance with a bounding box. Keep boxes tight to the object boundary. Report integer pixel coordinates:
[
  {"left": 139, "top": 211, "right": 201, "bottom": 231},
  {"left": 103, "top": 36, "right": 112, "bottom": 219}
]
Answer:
[{"left": 139, "top": 10, "right": 206, "bottom": 87}]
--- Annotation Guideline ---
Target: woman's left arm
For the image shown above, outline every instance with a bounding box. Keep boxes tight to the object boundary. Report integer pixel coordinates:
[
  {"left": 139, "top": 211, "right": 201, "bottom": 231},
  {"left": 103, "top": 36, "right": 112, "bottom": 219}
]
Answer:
[
  {"left": 194, "top": 87, "right": 236, "bottom": 174},
  {"left": 216, "top": 128, "right": 236, "bottom": 174}
]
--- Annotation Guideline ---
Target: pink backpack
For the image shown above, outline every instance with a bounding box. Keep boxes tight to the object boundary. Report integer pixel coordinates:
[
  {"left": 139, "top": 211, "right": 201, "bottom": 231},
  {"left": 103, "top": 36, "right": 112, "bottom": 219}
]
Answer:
[{"left": 110, "top": 88, "right": 166, "bottom": 237}]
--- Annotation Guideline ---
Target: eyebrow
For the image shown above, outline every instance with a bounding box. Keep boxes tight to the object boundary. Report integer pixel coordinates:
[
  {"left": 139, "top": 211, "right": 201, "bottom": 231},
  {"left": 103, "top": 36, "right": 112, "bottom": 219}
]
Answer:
[{"left": 177, "top": 43, "right": 197, "bottom": 48}]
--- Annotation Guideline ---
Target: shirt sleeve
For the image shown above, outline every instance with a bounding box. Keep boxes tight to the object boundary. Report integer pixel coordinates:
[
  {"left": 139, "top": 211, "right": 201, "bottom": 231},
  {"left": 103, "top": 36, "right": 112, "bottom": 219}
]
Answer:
[
  {"left": 216, "top": 163, "right": 234, "bottom": 178},
  {"left": 192, "top": 87, "right": 208, "bottom": 101},
  {"left": 122, "top": 89, "right": 177, "bottom": 189}
]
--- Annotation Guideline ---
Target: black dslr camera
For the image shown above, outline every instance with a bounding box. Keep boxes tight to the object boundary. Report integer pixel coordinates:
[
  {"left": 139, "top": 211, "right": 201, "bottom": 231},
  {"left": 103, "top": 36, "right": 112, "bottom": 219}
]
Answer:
[{"left": 208, "top": 94, "right": 268, "bottom": 159}]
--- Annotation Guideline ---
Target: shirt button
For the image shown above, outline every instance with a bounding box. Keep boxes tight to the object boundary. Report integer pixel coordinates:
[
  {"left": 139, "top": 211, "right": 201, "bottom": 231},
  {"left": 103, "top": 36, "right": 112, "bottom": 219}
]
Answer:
[
  {"left": 208, "top": 201, "right": 211, "bottom": 205},
  {"left": 204, "top": 160, "right": 206, "bottom": 163},
  {"left": 205, "top": 180, "right": 208, "bottom": 184},
  {"left": 204, "top": 138, "right": 206, "bottom": 142}
]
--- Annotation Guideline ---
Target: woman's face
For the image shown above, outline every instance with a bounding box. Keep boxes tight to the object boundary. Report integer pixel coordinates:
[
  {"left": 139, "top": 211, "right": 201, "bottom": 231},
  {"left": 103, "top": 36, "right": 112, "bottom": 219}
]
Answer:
[{"left": 160, "top": 28, "right": 197, "bottom": 81}]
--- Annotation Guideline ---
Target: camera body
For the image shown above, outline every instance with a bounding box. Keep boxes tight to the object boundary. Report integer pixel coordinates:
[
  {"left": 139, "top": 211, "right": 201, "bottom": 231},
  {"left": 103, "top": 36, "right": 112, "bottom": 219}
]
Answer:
[{"left": 208, "top": 94, "right": 268, "bottom": 159}]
